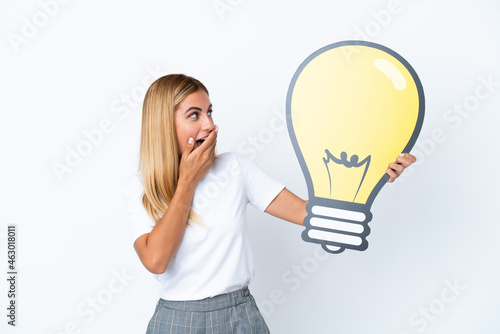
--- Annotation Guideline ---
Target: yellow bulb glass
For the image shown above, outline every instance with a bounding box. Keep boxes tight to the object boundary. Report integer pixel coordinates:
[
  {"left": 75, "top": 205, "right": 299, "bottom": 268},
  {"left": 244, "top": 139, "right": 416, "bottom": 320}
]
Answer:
[{"left": 287, "top": 41, "right": 424, "bottom": 253}]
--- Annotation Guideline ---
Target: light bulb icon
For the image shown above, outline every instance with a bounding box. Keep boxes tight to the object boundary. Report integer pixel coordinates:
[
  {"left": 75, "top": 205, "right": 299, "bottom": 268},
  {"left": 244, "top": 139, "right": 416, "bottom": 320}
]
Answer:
[{"left": 286, "top": 41, "right": 424, "bottom": 254}]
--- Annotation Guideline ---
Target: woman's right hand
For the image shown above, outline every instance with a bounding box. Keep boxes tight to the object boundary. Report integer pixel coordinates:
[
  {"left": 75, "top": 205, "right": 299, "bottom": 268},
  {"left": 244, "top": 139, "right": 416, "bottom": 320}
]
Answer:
[{"left": 178, "top": 126, "right": 218, "bottom": 188}]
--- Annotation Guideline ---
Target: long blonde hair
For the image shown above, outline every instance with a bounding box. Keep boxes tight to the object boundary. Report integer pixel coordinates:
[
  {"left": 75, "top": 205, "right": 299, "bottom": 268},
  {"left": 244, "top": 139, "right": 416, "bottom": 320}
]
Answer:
[{"left": 139, "top": 74, "right": 208, "bottom": 224}]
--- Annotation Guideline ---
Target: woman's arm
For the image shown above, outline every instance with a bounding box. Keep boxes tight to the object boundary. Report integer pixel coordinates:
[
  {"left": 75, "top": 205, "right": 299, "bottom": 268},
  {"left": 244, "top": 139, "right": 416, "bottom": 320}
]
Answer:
[
  {"left": 265, "top": 188, "right": 307, "bottom": 226},
  {"left": 133, "top": 182, "right": 195, "bottom": 274},
  {"left": 265, "top": 153, "right": 417, "bottom": 225},
  {"left": 133, "top": 129, "right": 217, "bottom": 274}
]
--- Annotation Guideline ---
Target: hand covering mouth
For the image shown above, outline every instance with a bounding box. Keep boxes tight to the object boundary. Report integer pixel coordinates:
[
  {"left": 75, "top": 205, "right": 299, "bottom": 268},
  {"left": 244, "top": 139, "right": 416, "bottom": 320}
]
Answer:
[{"left": 195, "top": 137, "right": 208, "bottom": 147}]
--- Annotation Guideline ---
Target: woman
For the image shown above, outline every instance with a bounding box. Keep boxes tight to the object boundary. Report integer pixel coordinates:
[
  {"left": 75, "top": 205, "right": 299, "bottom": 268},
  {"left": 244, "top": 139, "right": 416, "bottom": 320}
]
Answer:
[{"left": 122, "top": 74, "right": 415, "bottom": 333}]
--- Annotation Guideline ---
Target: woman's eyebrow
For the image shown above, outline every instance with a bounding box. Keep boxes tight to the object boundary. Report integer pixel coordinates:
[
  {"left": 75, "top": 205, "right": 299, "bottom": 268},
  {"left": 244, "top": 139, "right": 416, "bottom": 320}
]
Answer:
[
  {"left": 184, "top": 106, "right": 202, "bottom": 114},
  {"left": 184, "top": 104, "right": 213, "bottom": 114}
]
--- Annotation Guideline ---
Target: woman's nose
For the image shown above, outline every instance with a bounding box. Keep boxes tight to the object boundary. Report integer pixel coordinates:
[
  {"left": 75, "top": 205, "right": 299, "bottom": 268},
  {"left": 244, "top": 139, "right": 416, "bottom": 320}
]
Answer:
[{"left": 201, "top": 114, "right": 215, "bottom": 131}]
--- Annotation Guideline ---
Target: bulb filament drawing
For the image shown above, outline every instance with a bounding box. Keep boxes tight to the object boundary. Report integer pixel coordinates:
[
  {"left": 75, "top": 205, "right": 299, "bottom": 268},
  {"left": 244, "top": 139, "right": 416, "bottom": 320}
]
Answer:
[{"left": 323, "top": 150, "right": 371, "bottom": 201}]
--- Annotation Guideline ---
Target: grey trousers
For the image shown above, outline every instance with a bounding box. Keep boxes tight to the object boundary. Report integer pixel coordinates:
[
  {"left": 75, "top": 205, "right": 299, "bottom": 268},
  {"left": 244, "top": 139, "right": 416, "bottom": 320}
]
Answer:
[{"left": 146, "top": 287, "right": 270, "bottom": 334}]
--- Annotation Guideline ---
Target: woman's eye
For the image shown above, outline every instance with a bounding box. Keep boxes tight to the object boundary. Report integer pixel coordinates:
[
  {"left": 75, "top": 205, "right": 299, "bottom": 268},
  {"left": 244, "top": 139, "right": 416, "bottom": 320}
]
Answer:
[
  {"left": 208, "top": 110, "right": 213, "bottom": 117},
  {"left": 189, "top": 112, "right": 198, "bottom": 119}
]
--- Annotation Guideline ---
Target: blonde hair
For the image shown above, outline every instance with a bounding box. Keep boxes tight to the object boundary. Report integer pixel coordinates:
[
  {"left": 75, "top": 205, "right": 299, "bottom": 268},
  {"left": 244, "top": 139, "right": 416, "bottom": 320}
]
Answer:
[{"left": 139, "top": 74, "right": 208, "bottom": 224}]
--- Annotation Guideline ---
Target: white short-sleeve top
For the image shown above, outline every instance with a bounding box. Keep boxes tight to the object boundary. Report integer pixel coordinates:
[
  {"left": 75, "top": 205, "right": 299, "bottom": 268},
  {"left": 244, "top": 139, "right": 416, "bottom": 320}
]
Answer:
[{"left": 122, "top": 152, "right": 285, "bottom": 301}]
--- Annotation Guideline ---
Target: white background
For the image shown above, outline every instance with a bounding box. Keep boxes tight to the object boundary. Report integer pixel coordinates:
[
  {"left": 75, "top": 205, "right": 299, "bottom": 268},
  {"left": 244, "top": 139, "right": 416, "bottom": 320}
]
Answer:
[{"left": 1, "top": 0, "right": 499, "bottom": 333}]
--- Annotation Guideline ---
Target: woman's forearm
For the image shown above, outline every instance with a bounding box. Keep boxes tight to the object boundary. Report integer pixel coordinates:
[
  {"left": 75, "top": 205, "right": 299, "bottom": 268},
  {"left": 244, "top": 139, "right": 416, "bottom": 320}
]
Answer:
[
  {"left": 134, "top": 180, "right": 195, "bottom": 274},
  {"left": 265, "top": 188, "right": 307, "bottom": 226}
]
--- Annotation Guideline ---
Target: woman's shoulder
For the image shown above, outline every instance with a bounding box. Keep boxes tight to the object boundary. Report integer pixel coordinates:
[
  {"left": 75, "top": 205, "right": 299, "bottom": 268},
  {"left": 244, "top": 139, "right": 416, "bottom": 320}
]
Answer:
[
  {"left": 212, "top": 152, "right": 264, "bottom": 181},
  {"left": 215, "top": 151, "right": 250, "bottom": 164},
  {"left": 213, "top": 152, "right": 252, "bottom": 171}
]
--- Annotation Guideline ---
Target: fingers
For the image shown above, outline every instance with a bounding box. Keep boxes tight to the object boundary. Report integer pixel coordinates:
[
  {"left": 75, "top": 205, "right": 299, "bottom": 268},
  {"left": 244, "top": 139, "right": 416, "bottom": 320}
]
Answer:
[
  {"left": 208, "top": 127, "right": 218, "bottom": 161},
  {"left": 210, "top": 126, "right": 218, "bottom": 152},
  {"left": 195, "top": 126, "right": 218, "bottom": 164},
  {"left": 209, "top": 137, "right": 217, "bottom": 160},
  {"left": 395, "top": 153, "right": 417, "bottom": 167},
  {"left": 182, "top": 137, "right": 195, "bottom": 160},
  {"left": 406, "top": 153, "right": 417, "bottom": 162},
  {"left": 386, "top": 162, "right": 404, "bottom": 183},
  {"left": 386, "top": 167, "right": 398, "bottom": 183},
  {"left": 387, "top": 161, "right": 405, "bottom": 175},
  {"left": 186, "top": 126, "right": 218, "bottom": 158},
  {"left": 199, "top": 125, "right": 218, "bottom": 153},
  {"left": 183, "top": 125, "right": 218, "bottom": 160},
  {"left": 385, "top": 153, "right": 417, "bottom": 183}
]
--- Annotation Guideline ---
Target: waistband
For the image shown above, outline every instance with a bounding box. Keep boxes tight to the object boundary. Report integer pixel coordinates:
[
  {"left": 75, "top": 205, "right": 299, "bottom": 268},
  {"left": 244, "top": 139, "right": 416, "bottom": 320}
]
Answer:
[{"left": 159, "top": 287, "right": 252, "bottom": 312}]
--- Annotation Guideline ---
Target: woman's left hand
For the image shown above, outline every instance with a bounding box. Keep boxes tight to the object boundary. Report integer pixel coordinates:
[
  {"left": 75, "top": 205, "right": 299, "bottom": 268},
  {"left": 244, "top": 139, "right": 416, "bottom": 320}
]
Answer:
[{"left": 385, "top": 153, "right": 417, "bottom": 183}]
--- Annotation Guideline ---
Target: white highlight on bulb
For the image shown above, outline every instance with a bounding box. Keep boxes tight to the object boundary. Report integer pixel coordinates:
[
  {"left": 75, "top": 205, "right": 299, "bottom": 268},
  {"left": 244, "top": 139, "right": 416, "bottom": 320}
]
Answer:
[{"left": 373, "top": 58, "right": 407, "bottom": 90}]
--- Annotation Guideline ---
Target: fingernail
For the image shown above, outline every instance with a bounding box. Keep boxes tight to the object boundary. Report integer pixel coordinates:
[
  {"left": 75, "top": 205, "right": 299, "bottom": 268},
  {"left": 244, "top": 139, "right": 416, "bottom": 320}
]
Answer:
[
  {"left": 399, "top": 153, "right": 405, "bottom": 157},
  {"left": 188, "top": 137, "right": 194, "bottom": 144},
  {"left": 215, "top": 125, "right": 219, "bottom": 132}
]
